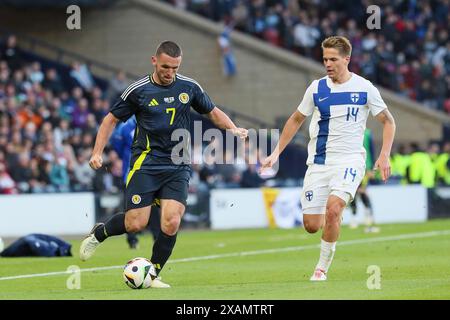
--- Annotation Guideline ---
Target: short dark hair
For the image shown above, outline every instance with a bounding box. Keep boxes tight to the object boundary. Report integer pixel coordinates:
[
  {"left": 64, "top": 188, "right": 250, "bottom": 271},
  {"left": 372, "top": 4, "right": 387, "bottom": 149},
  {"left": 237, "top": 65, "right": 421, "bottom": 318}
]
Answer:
[{"left": 156, "top": 41, "right": 182, "bottom": 58}]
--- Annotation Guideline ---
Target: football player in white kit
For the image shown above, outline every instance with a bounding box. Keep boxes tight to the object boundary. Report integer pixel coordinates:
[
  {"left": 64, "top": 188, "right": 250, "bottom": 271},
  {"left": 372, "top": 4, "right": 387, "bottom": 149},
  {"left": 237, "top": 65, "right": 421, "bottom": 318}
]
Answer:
[{"left": 261, "top": 36, "right": 396, "bottom": 281}]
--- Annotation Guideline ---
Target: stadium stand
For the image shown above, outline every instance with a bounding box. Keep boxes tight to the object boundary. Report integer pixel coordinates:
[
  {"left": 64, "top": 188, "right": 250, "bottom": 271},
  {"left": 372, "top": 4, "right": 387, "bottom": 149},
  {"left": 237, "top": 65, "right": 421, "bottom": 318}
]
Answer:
[
  {"left": 162, "top": 0, "right": 450, "bottom": 114},
  {"left": 0, "top": 32, "right": 308, "bottom": 199},
  {"left": 1, "top": 31, "right": 449, "bottom": 201},
  {"left": 0, "top": 0, "right": 448, "bottom": 147}
]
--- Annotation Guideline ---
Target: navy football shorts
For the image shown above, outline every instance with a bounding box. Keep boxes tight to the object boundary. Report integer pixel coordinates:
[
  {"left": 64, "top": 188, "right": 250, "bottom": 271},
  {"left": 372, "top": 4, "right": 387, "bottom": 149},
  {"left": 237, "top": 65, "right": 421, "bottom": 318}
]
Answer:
[{"left": 125, "top": 168, "right": 190, "bottom": 211}]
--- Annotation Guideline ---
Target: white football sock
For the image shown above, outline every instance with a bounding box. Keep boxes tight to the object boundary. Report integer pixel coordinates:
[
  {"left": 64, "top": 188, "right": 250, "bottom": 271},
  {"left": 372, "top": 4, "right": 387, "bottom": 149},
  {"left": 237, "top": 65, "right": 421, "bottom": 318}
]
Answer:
[
  {"left": 315, "top": 239, "right": 337, "bottom": 273},
  {"left": 364, "top": 208, "right": 374, "bottom": 226}
]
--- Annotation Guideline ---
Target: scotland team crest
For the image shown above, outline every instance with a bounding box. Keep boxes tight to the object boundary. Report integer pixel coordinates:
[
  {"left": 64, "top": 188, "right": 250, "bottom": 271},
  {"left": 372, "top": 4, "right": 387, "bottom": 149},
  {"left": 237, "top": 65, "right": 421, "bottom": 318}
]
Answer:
[
  {"left": 179, "top": 93, "right": 190, "bottom": 104},
  {"left": 131, "top": 195, "right": 141, "bottom": 205}
]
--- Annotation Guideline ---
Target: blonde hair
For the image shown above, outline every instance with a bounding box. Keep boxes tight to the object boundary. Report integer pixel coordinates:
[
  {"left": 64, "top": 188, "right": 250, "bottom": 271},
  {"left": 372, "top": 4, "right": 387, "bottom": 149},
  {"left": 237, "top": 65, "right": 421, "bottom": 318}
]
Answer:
[{"left": 321, "top": 36, "right": 352, "bottom": 57}]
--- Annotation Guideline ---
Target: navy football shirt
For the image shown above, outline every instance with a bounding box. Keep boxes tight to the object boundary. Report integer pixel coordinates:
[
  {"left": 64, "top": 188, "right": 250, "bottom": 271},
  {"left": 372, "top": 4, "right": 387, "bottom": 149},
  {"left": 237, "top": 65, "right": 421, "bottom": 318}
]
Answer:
[{"left": 110, "top": 73, "right": 215, "bottom": 172}]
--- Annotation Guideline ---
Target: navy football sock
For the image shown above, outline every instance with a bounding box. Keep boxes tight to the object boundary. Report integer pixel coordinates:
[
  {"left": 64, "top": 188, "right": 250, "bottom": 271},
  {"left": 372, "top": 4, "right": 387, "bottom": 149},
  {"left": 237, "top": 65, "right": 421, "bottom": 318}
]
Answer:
[
  {"left": 151, "top": 231, "right": 177, "bottom": 275},
  {"left": 94, "top": 213, "right": 126, "bottom": 242}
]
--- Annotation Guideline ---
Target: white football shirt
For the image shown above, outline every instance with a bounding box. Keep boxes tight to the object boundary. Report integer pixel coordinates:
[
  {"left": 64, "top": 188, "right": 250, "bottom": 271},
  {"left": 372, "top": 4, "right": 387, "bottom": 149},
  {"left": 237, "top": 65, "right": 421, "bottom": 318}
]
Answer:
[{"left": 297, "top": 73, "right": 387, "bottom": 166}]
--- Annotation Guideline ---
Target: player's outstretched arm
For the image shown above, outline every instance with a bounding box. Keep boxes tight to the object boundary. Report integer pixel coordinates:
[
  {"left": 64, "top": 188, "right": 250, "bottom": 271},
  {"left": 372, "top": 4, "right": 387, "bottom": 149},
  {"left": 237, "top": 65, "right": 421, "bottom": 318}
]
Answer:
[
  {"left": 260, "top": 110, "right": 306, "bottom": 172},
  {"left": 207, "top": 106, "right": 248, "bottom": 139},
  {"left": 89, "top": 112, "right": 120, "bottom": 170},
  {"left": 373, "top": 109, "right": 396, "bottom": 182}
]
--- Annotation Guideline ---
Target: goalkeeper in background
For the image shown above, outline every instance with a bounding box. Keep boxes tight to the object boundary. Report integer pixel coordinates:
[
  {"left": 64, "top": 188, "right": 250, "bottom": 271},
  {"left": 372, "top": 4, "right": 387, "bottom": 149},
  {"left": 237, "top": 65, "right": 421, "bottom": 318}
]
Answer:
[{"left": 349, "top": 128, "right": 380, "bottom": 233}]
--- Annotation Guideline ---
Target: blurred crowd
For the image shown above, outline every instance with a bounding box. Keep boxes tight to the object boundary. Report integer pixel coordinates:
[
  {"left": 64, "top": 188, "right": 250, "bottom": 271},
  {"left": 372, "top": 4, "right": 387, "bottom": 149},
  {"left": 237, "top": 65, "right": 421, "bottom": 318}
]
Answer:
[
  {"left": 0, "top": 32, "right": 449, "bottom": 197},
  {"left": 192, "top": 138, "right": 450, "bottom": 190},
  {"left": 391, "top": 141, "right": 450, "bottom": 188},
  {"left": 164, "top": 0, "right": 450, "bottom": 113},
  {"left": 0, "top": 34, "right": 122, "bottom": 194},
  {"left": 0, "top": 34, "right": 274, "bottom": 195}
]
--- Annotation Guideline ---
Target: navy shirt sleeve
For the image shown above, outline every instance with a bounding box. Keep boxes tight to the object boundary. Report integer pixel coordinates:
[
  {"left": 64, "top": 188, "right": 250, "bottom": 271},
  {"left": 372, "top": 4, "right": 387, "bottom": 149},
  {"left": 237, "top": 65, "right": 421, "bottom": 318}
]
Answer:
[
  {"left": 110, "top": 89, "right": 140, "bottom": 122},
  {"left": 191, "top": 82, "right": 215, "bottom": 114}
]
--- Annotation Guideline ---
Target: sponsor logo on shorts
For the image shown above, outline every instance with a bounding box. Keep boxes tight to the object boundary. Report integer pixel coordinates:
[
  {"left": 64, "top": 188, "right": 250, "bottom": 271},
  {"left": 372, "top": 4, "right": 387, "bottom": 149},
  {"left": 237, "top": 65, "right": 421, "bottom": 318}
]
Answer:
[
  {"left": 305, "top": 190, "right": 313, "bottom": 201},
  {"left": 131, "top": 195, "right": 141, "bottom": 205},
  {"left": 164, "top": 97, "right": 175, "bottom": 103}
]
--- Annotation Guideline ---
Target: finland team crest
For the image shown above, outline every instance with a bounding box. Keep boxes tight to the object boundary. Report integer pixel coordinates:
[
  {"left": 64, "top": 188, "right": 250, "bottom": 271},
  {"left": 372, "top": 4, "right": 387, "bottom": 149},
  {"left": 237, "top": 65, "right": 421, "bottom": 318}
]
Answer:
[
  {"left": 179, "top": 93, "right": 189, "bottom": 104},
  {"left": 350, "top": 93, "right": 359, "bottom": 103},
  {"left": 131, "top": 195, "right": 141, "bottom": 205},
  {"left": 305, "top": 190, "right": 313, "bottom": 202}
]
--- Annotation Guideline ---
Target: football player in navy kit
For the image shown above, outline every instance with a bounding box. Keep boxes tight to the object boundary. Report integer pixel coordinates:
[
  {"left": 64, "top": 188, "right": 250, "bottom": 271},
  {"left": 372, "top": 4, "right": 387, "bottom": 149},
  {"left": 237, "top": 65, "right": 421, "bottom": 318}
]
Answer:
[{"left": 80, "top": 41, "right": 248, "bottom": 288}]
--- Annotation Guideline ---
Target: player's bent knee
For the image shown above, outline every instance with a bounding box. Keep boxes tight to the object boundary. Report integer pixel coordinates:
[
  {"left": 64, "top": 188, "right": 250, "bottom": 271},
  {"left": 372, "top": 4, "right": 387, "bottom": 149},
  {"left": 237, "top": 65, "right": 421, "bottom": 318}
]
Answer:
[
  {"left": 125, "top": 216, "right": 147, "bottom": 233},
  {"left": 125, "top": 222, "right": 139, "bottom": 233},
  {"left": 126, "top": 221, "right": 144, "bottom": 233},
  {"left": 304, "top": 223, "right": 321, "bottom": 234},
  {"left": 161, "top": 216, "right": 181, "bottom": 235},
  {"left": 303, "top": 217, "right": 322, "bottom": 233}
]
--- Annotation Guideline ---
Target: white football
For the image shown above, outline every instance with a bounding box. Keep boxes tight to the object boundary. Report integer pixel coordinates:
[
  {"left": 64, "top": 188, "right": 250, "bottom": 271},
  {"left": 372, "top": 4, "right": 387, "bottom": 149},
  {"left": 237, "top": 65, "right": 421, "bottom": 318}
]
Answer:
[{"left": 123, "top": 257, "right": 157, "bottom": 289}]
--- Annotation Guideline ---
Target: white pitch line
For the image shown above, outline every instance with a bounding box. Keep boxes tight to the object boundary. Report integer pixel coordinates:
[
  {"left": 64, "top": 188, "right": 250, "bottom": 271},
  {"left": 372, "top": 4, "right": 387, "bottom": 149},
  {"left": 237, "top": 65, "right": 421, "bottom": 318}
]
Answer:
[{"left": 1, "top": 229, "right": 449, "bottom": 281}]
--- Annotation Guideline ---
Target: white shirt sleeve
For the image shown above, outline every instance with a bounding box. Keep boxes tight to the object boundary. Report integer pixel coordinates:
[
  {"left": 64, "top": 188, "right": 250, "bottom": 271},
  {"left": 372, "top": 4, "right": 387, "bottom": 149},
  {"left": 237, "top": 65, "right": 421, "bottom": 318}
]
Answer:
[
  {"left": 367, "top": 81, "right": 387, "bottom": 116},
  {"left": 297, "top": 80, "right": 317, "bottom": 116}
]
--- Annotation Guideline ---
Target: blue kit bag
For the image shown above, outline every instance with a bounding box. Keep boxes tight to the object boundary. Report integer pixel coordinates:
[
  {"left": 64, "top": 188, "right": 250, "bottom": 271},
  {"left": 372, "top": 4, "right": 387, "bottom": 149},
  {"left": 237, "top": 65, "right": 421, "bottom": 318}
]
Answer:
[{"left": 0, "top": 234, "right": 72, "bottom": 257}]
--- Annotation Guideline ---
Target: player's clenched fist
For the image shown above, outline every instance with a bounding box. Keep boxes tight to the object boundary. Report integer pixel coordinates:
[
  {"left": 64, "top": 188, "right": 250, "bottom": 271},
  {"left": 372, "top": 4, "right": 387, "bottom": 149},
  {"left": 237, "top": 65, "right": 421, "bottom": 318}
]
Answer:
[
  {"left": 231, "top": 128, "right": 248, "bottom": 140},
  {"left": 89, "top": 154, "right": 103, "bottom": 170},
  {"left": 260, "top": 153, "right": 279, "bottom": 173}
]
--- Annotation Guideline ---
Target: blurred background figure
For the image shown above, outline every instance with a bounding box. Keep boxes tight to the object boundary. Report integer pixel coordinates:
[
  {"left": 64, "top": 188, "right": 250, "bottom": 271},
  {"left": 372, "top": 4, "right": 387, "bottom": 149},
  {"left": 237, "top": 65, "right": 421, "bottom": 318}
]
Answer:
[
  {"left": 349, "top": 128, "right": 379, "bottom": 233},
  {"left": 436, "top": 142, "right": 450, "bottom": 186},
  {"left": 106, "top": 71, "right": 129, "bottom": 102},
  {"left": 217, "top": 24, "right": 237, "bottom": 78},
  {"left": 407, "top": 142, "right": 436, "bottom": 188},
  {"left": 69, "top": 61, "right": 95, "bottom": 93},
  {"left": 111, "top": 116, "right": 161, "bottom": 249}
]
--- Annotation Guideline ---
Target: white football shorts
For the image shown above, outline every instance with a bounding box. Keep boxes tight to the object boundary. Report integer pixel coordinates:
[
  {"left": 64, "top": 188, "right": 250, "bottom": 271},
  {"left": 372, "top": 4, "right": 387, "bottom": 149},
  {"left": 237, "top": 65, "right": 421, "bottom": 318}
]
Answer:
[{"left": 301, "top": 163, "right": 365, "bottom": 215}]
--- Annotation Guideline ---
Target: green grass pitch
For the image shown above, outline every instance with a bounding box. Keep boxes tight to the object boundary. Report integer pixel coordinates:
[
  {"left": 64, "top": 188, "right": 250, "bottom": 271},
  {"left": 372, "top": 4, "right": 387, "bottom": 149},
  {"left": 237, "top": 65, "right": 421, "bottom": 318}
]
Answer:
[{"left": 1, "top": 219, "right": 450, "bottom": 300}]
